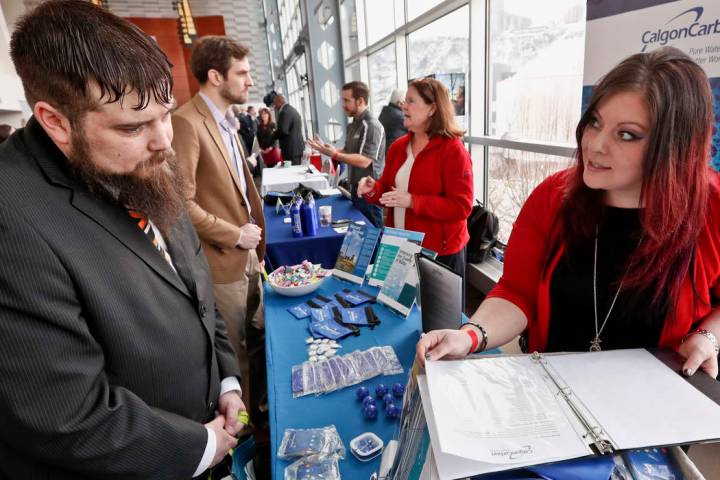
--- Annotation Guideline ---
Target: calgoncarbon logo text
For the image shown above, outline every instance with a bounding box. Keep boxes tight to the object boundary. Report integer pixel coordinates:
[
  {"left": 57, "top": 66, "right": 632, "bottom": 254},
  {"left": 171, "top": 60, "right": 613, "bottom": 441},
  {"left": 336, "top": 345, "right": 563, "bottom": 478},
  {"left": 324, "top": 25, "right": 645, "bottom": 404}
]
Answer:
[{"left": 641, "top": 7, "right": 720, "bottom": 51}]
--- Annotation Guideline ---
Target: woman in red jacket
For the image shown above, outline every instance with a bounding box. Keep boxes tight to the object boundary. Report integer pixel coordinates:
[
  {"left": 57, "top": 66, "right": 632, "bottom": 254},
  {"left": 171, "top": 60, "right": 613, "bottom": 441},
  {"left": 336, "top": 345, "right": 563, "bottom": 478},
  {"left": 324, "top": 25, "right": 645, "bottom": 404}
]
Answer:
[
  {"left": 417, "top": 47, "right": 720, "bottom": 380},
  {"left": 357, "top": 78, "right": 474, "bottom": 281}
]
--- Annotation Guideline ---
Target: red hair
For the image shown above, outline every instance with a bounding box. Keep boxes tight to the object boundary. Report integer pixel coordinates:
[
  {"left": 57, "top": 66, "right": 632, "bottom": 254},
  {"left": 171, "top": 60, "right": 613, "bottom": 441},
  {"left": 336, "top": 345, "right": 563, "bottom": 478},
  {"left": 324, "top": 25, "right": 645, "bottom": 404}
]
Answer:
[{"left": 556, "top": 47, "right": 713, "bottom": 310}]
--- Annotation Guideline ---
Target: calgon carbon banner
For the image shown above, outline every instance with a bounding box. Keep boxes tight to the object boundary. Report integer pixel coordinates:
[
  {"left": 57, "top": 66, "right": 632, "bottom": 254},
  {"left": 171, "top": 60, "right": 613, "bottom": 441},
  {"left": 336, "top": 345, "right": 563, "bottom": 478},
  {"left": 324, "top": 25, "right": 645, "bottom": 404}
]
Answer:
[{"left": 583, "top": 0, "right": 720, "bottom": 168}]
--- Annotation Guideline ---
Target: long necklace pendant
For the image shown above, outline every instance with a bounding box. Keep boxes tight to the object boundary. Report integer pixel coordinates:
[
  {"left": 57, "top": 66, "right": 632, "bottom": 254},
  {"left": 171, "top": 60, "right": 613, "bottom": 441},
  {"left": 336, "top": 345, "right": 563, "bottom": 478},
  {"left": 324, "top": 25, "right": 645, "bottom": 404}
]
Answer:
[{"left": 590, "top": 337, "right": 602, "bottom": 352}]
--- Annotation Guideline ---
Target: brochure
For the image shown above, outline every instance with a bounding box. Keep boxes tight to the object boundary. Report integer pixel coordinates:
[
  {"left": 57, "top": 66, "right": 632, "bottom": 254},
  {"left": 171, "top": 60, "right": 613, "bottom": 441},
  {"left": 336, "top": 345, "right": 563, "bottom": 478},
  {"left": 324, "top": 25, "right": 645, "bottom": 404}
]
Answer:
[
  {"left": 332, "top": 222, "right": 381, "bottom": 284},
  {"left": 368, "top": 227, "right": 424, "bottom": 287},
  {"left": 377, "top": 242, "right": 436, "bottom": 317}
]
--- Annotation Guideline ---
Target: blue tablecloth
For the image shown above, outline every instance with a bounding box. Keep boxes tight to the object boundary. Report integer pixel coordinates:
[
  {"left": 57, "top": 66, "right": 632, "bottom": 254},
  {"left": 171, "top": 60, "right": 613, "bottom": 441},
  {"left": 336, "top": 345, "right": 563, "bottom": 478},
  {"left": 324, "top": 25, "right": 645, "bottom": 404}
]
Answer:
[
  {"left": 264, "top": 277, "right": 421, "bottom": 479},
  {"left": 263, "top": 278, "right": 682, "bottom": 480},
  {"left": 263, "top": 195, "right": 370, "bottom": 271}
]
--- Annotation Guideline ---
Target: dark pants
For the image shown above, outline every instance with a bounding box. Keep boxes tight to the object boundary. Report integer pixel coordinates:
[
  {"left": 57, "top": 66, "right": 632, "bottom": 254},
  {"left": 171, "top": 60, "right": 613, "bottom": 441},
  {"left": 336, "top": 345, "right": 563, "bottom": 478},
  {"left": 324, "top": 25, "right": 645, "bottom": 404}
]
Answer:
[
  {"left": 437, "top": 246, "right": 467, "bottom": 309},
  {"left": 351, "top": 185, "right": 384, "bottom": 228},
  {"left": 290, "top": 155, "right": 302, "bottom": 166}
]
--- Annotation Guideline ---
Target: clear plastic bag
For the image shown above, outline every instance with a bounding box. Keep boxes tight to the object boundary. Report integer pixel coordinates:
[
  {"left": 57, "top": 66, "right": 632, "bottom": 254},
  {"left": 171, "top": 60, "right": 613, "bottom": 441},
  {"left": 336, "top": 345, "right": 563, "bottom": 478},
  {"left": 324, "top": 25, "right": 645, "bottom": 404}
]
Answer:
[
  {"left": 284, "top": 454, "right": 341, "bottom": 480},
  {"left": 277, "top": 425, "right": 345, "bottom": 459}
]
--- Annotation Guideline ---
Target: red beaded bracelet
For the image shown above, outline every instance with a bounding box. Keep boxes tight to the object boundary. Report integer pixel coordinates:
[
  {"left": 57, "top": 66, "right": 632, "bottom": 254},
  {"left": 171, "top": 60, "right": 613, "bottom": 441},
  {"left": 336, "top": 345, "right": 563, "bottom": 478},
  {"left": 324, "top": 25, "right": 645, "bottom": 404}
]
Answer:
[
  {"left": 463, "top": 327, "right": 479, "bottom": 354},
  {"left": 331, "top": 151, "right": 339, "bottom": 161}
]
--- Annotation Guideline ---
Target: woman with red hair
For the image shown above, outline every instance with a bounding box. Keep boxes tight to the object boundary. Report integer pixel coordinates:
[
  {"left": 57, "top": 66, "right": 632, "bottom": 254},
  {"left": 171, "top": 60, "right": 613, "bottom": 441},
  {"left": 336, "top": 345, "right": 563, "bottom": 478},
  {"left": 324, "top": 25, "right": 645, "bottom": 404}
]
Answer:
[{"left": 418, "top": 47, "right": 720, "bottom": 379}]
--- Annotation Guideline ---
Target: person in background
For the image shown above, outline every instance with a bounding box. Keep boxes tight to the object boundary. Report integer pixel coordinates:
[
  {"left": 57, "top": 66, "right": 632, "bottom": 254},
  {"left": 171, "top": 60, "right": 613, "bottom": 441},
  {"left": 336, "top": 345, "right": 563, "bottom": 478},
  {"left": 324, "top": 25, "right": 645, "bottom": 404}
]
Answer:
[
  {"left": 0, "top": 124, "right": 15, "bottom": 143},
  {"left": 272, "top": 94, "right": 304, "bottom": 165},
  {"left": 378, "top": 88, "right": 407, "bottom": 155},
  {"left": 417, "top": 47, "right": 720, "bottom": 383},
  {"left": 239, "top": 105, "right": 257, "bottom": 154},
  {"left": 256, "top": 107, "right": 281, "bottom": 168},
  {"left": 171, "top": 36, "right": 268, "bottom": 442},
  {"left": 358, "top": 78, "right": 473, "bottom": 283},
  {"left": 1, "top": 2, "right": 243, "bottom": 477},
  {"left": 308, "top": 81, "right": 386, "bottom": 228}
]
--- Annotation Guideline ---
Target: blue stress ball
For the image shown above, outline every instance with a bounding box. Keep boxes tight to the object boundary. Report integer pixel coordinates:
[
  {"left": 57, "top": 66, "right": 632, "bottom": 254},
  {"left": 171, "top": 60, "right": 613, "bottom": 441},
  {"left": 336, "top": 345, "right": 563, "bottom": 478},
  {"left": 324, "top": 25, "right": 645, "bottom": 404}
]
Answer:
[
  {"left": 356, "top": 386, "right": 370, "bottom": 401},
  {"left": 375, "top": 383, "right": 388, "bottom": 398},
  {"left": 392, "top": 383, "right": 405, "bottom": 398},
  {"left": 386, "top": 403, "right": 401, "bottom": 419},
  {"left": 362, "top": 395, "right": 377, "bottom": 408},
  {"left": 363, "top": 403, "right": 378, "bottom": 420},
  {"left": 382, "top": 393, "right": 395, "bottom": 407}
]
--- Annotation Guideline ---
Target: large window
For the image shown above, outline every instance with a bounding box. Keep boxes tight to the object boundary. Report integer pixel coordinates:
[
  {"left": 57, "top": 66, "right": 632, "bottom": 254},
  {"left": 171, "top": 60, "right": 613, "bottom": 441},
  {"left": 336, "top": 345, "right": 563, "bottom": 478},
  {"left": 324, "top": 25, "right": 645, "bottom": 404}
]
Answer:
[
  {"left": 286, "top": 55, "right": 313, "bottom": 138},
  {"left": 279, "top": 0, "right": 302, "bottom": 56},
  {"left": 365, "top": 0, "right": 396, "bottom": 45},
  {"left": 339, "top": 0, "right": 359, "bottom": 59},
  {"left": 489, "top": 0, "right": 585, "bottom": 144},
  {"left": 368, "top": 43, "right": 397, "bottom": 116},
  {"left": 408, "top": 6, "right": 469, "bottom": 129},
  {"left": 407, "top": 0, "right": 443, "bottom": 21},
  {"left": 339, "top": 0, "right": 586, "bottom": 246},
  {"left": 488, "top": 148, "right": 573, "bottom": 243}
]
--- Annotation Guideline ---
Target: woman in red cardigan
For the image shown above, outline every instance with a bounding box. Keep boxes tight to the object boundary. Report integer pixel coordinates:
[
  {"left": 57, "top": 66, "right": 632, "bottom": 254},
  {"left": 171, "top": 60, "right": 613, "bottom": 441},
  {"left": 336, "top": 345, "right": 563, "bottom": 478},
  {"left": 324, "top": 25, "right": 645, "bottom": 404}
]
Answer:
[
  {"left": 357, "top": 78, "right": 473, "bottom": 281},
  {"left": 418, "top": 47, "right": 720, "bottom": 379}
]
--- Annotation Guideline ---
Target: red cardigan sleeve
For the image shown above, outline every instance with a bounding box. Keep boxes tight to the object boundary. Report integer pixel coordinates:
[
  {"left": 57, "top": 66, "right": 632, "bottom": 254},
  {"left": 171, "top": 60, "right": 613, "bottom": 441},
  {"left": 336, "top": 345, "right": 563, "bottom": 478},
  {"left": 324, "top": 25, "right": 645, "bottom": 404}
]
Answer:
[
  {"left": 412, "top": 138, "right": 474, "bottom": 222},
  {"left": 363, "top": 137, "right": 403, "bottom": 205},
  {"left": 485, "top": 172, "right": 566, "bottom": 324}
]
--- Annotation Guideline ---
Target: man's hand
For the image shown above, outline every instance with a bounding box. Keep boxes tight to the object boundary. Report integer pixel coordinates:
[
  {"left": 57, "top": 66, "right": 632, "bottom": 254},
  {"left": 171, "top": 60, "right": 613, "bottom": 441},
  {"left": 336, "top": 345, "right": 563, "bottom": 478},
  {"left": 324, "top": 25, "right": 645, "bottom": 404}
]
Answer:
[
  {"left": 357, "top": 176, "right": 376, "bottom": 196},
  {"left": 205, "top": 416, "right": 238, "bottom": 468},
  {"left": 218, "top": 391, "right": 247, "bottom": 436},
  {"left": 236, "top": 223, "right": 263, "bottom": 249},
  {"left": 306, "top": 136, "right": 336, "bottom": 158}
]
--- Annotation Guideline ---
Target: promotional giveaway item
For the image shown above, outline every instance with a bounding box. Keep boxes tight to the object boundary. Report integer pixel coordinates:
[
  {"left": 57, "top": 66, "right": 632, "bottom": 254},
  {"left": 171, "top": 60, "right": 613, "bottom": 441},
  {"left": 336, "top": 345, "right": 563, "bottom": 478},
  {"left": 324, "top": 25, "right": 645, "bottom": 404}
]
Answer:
[
  {"left": 284, "top": 454, "right": 341, "bottom": 480},
  {"left": 291, "top": 346, "right": 403, "bottom": 398},
  {"left": 333, "top": 222, "right": 381, "bottom": 284},
  {"left": 277, "top": 425, "right": 346, "bottom": 459},
  {"left": 290, "top": 195, "right": 304, "bottom": 238},
  {"left": 300, "top": 193, "right": 319, "bottom": 237},
  {"left": 269, "top": 262, "right": 331, "bottom": 297},
  {"left": 368, "top": 227, "right": 425, "bottom": 287}
]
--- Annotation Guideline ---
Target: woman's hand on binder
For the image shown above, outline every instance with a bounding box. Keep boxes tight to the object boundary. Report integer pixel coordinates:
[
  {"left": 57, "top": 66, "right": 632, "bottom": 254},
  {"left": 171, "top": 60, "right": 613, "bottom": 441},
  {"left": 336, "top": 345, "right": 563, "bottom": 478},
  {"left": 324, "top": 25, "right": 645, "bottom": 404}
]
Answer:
[
  {"left": 678, "top": 332, "right": 719, "bottom": 378},
  {"left": 416, "top": 329, "right": 472, "bottom": 366}
]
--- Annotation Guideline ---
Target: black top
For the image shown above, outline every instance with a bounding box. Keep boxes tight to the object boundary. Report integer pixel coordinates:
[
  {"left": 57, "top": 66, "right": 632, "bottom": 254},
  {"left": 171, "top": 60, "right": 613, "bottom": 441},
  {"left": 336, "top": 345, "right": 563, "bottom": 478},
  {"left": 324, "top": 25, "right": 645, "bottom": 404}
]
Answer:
[
  {"left": 378, "top": 103, "right": 407, "bottom": 154},
  {"left": 546, "top": 207, "right": 667, "bottom": 352},
  {"left": 256, "top": 122, "right": 276, "bottom": 149},
  {"left": 273, "top": 103, "right": 305, "bottom": 160}
]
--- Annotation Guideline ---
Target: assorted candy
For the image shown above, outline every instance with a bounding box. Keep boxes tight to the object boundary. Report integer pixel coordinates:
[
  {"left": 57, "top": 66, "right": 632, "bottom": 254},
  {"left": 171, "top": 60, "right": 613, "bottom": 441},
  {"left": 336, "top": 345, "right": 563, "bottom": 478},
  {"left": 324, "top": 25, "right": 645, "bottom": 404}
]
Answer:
[{"left": 270, "top": 261, "right": 330, "bottom": 288}]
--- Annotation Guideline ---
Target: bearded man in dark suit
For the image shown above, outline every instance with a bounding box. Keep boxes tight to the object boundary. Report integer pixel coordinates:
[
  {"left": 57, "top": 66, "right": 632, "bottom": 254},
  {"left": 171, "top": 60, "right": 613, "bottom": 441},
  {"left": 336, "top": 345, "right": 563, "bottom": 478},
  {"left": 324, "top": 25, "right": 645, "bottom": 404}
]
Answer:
[{"left": 0, "top": 1, "right": 244, "bottom": 478}]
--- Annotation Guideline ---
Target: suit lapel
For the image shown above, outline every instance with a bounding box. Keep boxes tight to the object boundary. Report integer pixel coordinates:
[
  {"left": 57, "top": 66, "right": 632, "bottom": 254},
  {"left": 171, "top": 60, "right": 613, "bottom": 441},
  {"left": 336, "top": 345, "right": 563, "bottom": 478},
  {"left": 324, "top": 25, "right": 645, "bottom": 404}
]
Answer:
[
  {"left": 192, "top": 95, "right": 246, "bottom": 195},
  {"left": 71, "top": 191, "right": 192, "bottom": 298},
  {"left": 164, "top": 225, "right": 198, "bottom": 300}
]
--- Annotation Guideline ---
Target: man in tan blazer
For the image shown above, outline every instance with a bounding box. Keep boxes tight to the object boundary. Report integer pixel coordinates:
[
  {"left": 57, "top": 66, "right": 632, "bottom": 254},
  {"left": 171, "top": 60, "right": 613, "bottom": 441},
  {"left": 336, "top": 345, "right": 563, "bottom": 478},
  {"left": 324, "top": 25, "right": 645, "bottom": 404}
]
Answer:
[{"left": 172, "top": 36, "right": 267, "bottom": 426}]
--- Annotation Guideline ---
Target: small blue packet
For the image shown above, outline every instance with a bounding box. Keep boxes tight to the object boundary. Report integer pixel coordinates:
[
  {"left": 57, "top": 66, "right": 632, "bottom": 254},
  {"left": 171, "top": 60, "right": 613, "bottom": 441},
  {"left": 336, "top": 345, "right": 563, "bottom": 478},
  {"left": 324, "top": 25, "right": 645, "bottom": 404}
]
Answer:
[
  {"left": 308, "top": 308, "right": 355, "bottom": 340},
  {"left": 288, "top": 303, "right": 312, "bottom": 319},
  {"left": 340, "top": 306, "right": 372, "bottom": 325},
  {"left": 337, "top": 289, "right": 373, "bottom": 306}
]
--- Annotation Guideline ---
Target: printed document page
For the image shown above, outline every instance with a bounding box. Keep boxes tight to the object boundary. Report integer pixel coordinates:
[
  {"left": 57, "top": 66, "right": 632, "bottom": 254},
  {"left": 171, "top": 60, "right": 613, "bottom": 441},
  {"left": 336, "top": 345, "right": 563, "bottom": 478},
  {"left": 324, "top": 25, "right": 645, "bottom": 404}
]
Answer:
[
  {"left": 425, "top": 356, "right": 591, "bottom": 465},
  {"left": 546, "top": 349, "right": 720, "bottom": 450},
  {"left": 418, "top": 375, "right": 588, "bottom": 479}
]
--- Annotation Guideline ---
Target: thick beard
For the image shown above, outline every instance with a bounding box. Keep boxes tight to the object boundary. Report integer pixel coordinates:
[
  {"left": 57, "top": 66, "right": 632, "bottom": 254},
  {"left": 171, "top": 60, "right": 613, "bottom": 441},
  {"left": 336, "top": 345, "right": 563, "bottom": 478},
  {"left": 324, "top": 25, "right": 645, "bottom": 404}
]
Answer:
[
  {"left": 66, "top": 131, "right": 188, "bottom": 236},
  {"left": 220, "top": 82, "right": 248, "bottom": 105}
]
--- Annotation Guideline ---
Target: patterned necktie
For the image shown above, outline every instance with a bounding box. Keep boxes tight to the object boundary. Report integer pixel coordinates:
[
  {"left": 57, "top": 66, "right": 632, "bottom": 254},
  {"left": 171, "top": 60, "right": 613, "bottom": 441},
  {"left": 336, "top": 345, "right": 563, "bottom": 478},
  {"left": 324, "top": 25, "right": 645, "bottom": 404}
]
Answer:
[{"left": 128, "top": 210, "right": 173, "bottom": 265}]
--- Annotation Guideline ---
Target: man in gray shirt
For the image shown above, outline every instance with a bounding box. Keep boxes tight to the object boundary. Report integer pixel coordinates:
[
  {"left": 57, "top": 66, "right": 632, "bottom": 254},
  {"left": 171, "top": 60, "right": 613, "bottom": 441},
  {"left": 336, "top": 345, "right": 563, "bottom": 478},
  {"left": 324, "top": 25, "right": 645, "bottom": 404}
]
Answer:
[{"left": 308, "top": 81, "right": 385, "bottom": 227}]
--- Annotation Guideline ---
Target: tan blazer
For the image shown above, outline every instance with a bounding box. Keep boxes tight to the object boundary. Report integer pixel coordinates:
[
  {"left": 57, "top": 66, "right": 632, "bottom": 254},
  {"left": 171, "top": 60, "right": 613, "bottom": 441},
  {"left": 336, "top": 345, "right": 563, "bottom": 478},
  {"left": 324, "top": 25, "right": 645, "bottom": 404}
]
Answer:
[{"left": 172, "top": 94, "right": 266, "bottom": 284}]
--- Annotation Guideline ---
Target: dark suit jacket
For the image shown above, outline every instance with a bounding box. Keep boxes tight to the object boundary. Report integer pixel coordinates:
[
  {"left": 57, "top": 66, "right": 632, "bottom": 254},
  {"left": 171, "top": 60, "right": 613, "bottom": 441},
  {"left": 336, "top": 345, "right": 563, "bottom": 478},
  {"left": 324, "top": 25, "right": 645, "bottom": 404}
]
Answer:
[
  {"left": 0, "top": 119, "right": 241, "bottom": 479},
  {"left": 272, "top": 103, "right": 304, "bottom": 161},
  {"left": 378, "top": 103, "right": 407, "bottom": 154}
]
